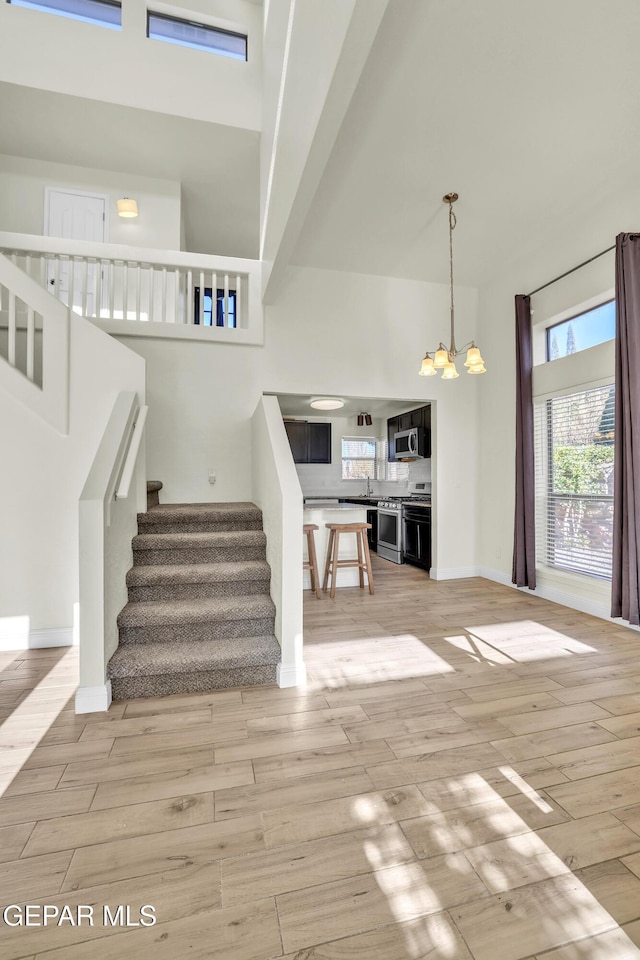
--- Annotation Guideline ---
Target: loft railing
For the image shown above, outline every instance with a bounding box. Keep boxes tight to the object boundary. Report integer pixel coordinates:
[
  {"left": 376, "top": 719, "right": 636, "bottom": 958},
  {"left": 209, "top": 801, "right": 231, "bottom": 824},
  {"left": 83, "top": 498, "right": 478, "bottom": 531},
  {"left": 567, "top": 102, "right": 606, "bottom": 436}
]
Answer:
[
  {"left": 0, "top": 250, "right": 69, "bottom": 433},
  {"left": 0, "top": 232, "right": 264, "bottom": 346}
]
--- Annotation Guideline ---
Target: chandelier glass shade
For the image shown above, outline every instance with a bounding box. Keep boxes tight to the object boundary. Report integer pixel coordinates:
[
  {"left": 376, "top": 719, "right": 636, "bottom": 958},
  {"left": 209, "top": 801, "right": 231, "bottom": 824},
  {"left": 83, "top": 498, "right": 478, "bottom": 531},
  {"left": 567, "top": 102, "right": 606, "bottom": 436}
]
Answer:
[{"left": 418, "top": 193, "right": 486, "bottom": 379}]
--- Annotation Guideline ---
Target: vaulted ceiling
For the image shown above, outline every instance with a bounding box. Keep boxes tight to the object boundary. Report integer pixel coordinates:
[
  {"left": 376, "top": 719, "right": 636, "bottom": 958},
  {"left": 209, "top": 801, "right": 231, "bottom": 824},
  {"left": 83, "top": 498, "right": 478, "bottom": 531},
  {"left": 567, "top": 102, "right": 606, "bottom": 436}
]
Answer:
[
  {"left": 292, "top": 0, "right": 640, "bottom": 287},
  {"left": 2, "top": 0, "right": 640, "bottom": 287}
]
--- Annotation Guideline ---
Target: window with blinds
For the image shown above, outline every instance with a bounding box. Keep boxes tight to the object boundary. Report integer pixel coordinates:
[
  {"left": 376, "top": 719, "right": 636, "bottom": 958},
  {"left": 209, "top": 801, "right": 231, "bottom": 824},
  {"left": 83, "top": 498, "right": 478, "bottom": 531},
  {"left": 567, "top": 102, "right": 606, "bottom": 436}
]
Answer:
[
  {"left": 535, "top": 384, "right": 615, "bottom": 580},
  {"left": 341, "top": 438, "right": 410, "bottom": 482},
  {"left": 341, "top": 437, "right": 377, "bottom": 480}
]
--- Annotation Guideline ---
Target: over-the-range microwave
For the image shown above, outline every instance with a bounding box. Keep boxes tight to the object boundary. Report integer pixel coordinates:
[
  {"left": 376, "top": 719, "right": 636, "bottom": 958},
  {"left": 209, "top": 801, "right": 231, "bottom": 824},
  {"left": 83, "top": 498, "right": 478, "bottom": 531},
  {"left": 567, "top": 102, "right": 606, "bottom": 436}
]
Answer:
[{"left": 394, "top": 427, "right": 427, "bottom": 460}]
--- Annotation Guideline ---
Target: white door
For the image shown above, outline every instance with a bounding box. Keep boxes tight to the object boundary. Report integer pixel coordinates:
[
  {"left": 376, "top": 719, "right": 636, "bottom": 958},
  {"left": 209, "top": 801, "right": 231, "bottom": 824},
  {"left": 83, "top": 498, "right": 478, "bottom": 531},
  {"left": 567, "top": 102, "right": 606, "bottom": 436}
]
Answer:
[{"left": 45, "top": 189, "right": 107, "bottom": 316}]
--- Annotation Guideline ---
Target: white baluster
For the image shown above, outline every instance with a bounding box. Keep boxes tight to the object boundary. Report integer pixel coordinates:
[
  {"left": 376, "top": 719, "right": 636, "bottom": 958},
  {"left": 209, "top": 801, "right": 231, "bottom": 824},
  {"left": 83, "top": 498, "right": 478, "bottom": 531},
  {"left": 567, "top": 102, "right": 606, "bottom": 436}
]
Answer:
[
  {"left": 53, "top": 257, "right": 60, "bottom": 303},
  {"left": 39, "top": 256, "right": 46, "bottom": 292},
  {"left": 199, "top": 271, "right": 205, "bottom": 325},
  {"left": 174, "top": 268, "right": 180, "bottom": 324},
  {"left": 162, "top": 267, "right": 167, "bottom": 323},
  {"left": 82, "top": 259, "right": 89, "bottom": 317},
  {"left": 8, "top": 292, "right": 16, "bottom": 366},
  {"left": 109, "top": 261, "right": 115, "bottom": 319},
  {"left": 135, "top": 264, "right": 141, "bottom": 322},
  {"left": 96, "top": 260, "right": 103, "bottom": 318},
  {"left": 149, "top": 266, "right": 154, "bottom": 323},
  {"left": 186, "top": 269, "right": 193, "bottom": 325},
  {"left": 123, "top": 262, "right": 128, "bottom": 321},
  {"left": 26, "top": 306, "right": 35, "bottom": 381},
  {"left": 211, "top": 272, "right": 217, "bottom": 326},
  {"left": 223, "top": 273, "right": 229, "bottom": 328},
  {"left": 25, "top": 253, "right": 32, "bottom": 280},
  {"left": 69, "top": 258, "right": 75, "bottom": 312},
  {"left": 235, "top": 275, "right": 241, "bottom": 328}
]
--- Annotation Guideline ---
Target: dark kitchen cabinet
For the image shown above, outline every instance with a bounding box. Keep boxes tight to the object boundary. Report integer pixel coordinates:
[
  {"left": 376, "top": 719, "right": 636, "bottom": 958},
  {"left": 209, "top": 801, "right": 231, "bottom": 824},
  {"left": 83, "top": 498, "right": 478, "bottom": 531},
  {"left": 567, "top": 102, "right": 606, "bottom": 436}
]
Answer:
[
  {"left": 387, "top": 416, "right": 399, "bottom": 462},
  {"left": 387, "top": 405, "right": 431, "bottom": 461},
  {"left": 308, "top": 422, "right": 331, "bottom": 463},
  {"left": 284, "top": 421, "right": 331, "bottom": 464},
  {"left": 403, "top": 506, "right": 431, "bottom": 570}
]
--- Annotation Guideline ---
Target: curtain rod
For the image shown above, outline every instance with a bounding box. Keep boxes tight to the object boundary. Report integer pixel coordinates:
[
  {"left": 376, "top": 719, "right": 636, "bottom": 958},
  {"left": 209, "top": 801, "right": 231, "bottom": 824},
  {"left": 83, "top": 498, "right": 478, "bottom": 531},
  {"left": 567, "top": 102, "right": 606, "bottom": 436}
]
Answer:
[{"left": 526, "top": 244, "right": 616, "bottom": 298}]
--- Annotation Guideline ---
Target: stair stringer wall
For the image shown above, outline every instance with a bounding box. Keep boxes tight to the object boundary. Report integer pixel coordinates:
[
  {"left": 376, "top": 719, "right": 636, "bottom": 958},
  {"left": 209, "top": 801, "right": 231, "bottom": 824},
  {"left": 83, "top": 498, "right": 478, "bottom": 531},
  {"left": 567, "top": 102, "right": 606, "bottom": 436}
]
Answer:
[{"left": 0, "top": 312, "right": 145, "bottom": 648}]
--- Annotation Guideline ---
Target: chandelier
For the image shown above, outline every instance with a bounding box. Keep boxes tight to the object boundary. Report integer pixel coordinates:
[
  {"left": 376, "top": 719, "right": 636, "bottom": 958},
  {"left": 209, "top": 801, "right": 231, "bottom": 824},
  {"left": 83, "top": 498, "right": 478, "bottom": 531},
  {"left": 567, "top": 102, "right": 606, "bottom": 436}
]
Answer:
[{"left": 419, "top": 193, "right": 486, "bottom": 379}]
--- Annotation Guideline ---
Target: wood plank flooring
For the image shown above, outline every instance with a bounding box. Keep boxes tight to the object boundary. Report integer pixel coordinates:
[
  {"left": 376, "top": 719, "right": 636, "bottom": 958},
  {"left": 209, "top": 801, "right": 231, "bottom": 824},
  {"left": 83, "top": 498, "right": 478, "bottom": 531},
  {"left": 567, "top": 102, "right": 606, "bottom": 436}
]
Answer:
[{"left": 2, "top": 556, "right": 640, "bottom": 958}]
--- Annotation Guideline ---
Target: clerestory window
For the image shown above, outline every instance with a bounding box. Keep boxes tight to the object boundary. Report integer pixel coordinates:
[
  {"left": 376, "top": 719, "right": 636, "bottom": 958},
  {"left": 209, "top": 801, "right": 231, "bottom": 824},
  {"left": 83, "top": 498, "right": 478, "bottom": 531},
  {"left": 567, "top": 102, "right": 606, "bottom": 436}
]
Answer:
[{"left": 6, "top": 0, "right": 121, "bottom": 29}]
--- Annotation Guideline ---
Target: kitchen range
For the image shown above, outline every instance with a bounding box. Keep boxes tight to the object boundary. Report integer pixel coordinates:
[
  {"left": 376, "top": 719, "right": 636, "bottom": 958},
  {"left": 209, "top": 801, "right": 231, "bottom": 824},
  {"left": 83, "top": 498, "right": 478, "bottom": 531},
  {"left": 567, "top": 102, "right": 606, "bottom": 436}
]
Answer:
[{"left": 373, "top": 482, "right": 431, "bottom": 569}]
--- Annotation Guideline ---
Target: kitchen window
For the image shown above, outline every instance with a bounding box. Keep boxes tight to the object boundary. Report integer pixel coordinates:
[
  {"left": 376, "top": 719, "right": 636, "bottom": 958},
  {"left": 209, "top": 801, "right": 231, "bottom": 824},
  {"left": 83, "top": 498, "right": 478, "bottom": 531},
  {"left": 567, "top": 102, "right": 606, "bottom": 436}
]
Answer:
[
  {"left": 6, "top": 0, "right": 121, "bottom": 28},
  {"left": 341, "top": 438, "right": 376, "bottom": 480},
  {"left": 536, "top": 384, "right": 615, "bottom": 580},
  {"left": 147, "top": 11, "right": 247, "bottom": 60}
]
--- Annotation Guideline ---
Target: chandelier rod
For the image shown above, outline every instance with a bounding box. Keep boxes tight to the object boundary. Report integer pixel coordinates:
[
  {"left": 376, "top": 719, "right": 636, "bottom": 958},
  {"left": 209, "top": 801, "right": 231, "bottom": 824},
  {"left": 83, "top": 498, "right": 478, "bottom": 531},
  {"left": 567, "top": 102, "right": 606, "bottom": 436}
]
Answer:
[{"left": 446, "top": 193, "right": 457, "bottom": 357}]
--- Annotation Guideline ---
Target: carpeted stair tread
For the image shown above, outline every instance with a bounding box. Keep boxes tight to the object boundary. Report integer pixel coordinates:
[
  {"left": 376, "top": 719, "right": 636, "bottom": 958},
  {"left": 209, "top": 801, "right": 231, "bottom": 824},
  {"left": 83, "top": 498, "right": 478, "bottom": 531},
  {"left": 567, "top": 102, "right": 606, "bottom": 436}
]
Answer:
[
  {"left": 140, "top": 502, "right": 261, "bottom": 524},
  {"left": 108, "top": 635, "right": 281, "bottom": 678},
  {"left": 133, "top": 530, "right": 266, "bottom": 550},
  {"left": 126, "top": 560, "right": 271, "bottom": 587},
  {"left": 117, "top": 594, "right": 275, "bottom": 628}
]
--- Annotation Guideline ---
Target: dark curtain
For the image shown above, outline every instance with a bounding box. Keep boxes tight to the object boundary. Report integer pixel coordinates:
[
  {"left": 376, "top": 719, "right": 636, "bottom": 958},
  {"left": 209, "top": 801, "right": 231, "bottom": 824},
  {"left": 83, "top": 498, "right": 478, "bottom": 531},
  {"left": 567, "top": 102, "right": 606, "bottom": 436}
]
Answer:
[
  {"left": 611, "top": 233, "right": 640, "bottom": 623},
  {"left": 512, "top": 294, "right": 536, "bottom": 589}
]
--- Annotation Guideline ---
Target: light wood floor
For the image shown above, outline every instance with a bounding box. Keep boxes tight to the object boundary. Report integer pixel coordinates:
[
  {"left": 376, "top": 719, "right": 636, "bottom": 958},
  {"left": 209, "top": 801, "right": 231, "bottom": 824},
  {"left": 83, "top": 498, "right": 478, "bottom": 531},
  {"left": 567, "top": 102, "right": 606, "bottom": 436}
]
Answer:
[{"left": 3, "top": 557, "right": 640, "bottom": 958}]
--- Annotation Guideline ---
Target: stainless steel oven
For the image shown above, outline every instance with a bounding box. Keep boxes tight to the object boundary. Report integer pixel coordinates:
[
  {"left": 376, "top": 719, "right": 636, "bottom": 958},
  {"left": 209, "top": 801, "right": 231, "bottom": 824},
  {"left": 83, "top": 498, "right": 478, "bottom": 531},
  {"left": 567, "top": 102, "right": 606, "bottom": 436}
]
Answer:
[{"left": 377, "top": 499, "right": 404, "bottom": 564}]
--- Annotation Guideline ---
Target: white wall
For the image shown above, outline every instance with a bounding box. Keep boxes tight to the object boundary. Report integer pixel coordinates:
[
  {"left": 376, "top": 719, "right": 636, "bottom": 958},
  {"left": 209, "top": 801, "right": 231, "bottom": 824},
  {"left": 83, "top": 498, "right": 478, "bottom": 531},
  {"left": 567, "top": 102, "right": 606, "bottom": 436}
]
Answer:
[
  {"left": 117, "top": 263, "right": 480, "bottom": 577},
  {"left": 0, "top": 319, "right": 145, "bottom": 640},
  {"left": 0, "top": 0, "right": 262, "bottom": 130},
  {"left": 0, "top": 154, "right": 182, "bottom": 250},
  {"left": 477, "top": 179, "right": 631, "bottom": 603}
]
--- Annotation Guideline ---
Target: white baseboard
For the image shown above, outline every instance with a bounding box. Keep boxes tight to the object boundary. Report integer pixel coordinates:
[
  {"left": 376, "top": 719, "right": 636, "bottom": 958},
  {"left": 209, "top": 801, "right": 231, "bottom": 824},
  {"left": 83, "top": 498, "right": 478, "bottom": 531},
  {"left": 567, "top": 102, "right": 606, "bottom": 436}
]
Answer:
[
  {"left": 478, "top": 565, "right": 630, "bottom": 626},
  {"left": 430, "top": 566, "right": 481, "bottom": 581},
  {"left": 0, "top": 624, "right": 74, "bottom": 652},
  {"left": 478, "top": 566, "right": 513, "bottom": 587},
  {"left": 277, "top": 661, "right": 307, "bottom": 688},
  {"left": 75, "top": 681, "right": 112, "bottom": 714}
]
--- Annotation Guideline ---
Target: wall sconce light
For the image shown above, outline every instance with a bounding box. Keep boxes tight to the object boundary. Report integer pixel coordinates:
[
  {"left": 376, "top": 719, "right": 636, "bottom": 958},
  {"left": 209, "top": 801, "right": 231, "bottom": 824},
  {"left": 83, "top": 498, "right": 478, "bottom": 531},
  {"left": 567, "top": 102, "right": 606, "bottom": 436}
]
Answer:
[
  {"left": 357, "top": 412, "right": 373, "bottom": 426},
  {"left": 117, "top": 198, "right": 138, "bottom": 218}
]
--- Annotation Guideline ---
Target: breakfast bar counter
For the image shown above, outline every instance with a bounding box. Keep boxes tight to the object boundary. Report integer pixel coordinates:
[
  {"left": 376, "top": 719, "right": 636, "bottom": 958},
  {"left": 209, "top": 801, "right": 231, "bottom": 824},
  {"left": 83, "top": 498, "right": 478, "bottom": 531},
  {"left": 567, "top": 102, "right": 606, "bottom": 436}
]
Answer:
[{"left": 302, "top": 504, "right": 368, "bottom": 590}]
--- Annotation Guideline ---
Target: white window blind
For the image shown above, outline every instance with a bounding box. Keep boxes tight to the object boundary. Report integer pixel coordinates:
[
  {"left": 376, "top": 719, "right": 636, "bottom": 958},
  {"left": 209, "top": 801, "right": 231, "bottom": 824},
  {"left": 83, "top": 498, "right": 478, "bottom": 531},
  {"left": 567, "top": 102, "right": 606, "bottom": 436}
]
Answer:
[
  {"left": 376, "top": 440, "right": 410, "bottom": 483},
  {"left": 535, "top": 384, "right": 615, "bottom": 581},
  {"left": 341, "top": 437, "right": 376, "bottom": 480}
]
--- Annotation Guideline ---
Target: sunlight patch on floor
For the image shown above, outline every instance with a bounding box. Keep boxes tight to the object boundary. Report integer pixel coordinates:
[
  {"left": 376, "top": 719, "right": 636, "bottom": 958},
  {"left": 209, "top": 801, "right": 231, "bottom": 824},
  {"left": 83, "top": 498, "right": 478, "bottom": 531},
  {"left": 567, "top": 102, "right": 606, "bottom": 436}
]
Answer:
[
  {"left": 351, "top": 768, "right": 640, "bottom": 960},
  {"left": 0, "top": 652, "right": 75, "bottom": 796}
]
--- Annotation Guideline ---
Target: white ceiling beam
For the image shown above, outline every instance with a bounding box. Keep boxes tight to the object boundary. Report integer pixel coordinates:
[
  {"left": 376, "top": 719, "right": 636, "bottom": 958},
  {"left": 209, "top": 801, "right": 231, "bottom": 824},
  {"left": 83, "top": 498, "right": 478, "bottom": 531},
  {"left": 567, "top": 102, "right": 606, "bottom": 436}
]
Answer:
[{"left": 260, "top": 0, "right": 389, "bottom": 305}]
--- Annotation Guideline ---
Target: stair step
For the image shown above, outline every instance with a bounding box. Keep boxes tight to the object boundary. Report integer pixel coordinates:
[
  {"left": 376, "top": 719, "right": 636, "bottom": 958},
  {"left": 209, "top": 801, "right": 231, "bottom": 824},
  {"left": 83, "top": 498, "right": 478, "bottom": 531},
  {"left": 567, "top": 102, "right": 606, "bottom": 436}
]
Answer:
[
  {"left": 108, "top": 636, "right": 280, "bottom": 700},
  {"left": 117, "top": 595, "right": 275, "bottom": 644},
  {"left": 132, "top": 530, "right": 266, "bottom": 565},
  {"left": 126, "top": 561, "right": 271, "bottom": 601},
  {"left": 139, "top": 502, "right": 262, "bottom": 533},
  {"left": 146, "top": 480, "right": 163, "bottom": 509}
]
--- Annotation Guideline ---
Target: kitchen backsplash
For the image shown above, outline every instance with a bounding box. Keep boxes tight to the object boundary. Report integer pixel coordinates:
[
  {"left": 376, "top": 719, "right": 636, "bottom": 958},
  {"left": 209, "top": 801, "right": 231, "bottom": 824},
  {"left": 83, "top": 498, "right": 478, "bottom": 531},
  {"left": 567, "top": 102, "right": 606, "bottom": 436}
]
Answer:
[{"left": 297, "top": 457, "right": 431, "bottom": 498}]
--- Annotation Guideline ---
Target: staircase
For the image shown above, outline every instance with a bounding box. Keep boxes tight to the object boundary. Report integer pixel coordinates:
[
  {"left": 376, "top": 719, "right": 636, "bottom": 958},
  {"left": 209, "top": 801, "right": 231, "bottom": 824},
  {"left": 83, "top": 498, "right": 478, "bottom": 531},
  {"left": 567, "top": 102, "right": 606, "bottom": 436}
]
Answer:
[{"left": 107, "top": 498, "right": 281, "bottom": 700}]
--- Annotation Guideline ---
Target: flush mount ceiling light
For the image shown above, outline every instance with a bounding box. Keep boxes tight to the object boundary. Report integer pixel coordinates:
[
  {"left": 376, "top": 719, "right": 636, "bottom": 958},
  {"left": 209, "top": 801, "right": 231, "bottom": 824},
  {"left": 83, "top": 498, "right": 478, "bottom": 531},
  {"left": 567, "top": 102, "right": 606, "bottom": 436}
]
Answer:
[
  {"left": 419, "top": 193, "right": 486, "bottom": 379},
  {"left": 117, "top": 197, "right": 138, "bottom": 218},
  {"left": 309, "top": 397, "right": 345, "bottom": 411}
]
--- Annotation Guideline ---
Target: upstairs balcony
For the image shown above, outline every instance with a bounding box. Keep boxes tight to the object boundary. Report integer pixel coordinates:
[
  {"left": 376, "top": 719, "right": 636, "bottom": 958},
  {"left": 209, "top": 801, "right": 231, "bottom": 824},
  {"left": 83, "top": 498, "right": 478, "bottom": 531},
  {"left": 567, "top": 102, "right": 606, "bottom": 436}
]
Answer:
[{"left": 0, "top": 231, "right": 263, "bottom": 347}]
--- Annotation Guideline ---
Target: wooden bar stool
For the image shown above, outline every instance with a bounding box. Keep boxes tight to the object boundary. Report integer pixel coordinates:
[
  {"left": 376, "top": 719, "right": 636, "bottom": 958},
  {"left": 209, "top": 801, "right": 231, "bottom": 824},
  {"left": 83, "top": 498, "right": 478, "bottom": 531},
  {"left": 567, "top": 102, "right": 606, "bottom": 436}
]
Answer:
[
  {"left": 322, "top": 522, "right": 374, "bottom": 599},
  {"left": 303, "top": 524, "right": 322, "bottom": 599}
]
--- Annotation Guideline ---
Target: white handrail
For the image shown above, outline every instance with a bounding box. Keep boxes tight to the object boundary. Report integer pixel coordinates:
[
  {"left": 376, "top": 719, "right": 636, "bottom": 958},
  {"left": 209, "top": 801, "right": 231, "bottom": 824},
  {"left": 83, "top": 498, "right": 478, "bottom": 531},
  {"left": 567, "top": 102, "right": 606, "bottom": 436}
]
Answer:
[{"left": 116, "top": 405, "right": 148, "bottom": 500}]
